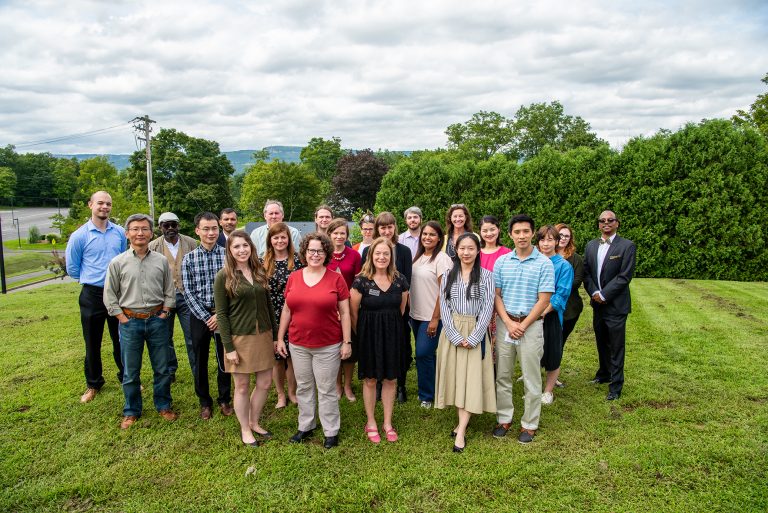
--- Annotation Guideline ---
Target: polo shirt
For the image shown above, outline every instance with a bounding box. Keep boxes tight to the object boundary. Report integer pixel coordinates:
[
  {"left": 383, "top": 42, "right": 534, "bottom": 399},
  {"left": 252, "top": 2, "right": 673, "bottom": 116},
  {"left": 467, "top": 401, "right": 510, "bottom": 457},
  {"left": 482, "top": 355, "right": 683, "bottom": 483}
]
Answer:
[{"left": 492, "top": 247, "right": 555, "bottom": 316}]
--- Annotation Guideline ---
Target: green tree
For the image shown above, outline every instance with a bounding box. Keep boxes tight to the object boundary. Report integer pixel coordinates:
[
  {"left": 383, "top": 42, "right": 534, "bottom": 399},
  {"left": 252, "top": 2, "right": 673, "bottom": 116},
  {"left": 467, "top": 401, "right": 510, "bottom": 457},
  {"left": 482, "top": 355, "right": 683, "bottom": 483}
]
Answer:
[
  {"left": 733, "top": 72, "right": 768, "bottom": 140},
  {"left": 445, "top": 110, "right": 516, "bottom": 159},
  {"left": 0, "top": 166, "right": 16, "bottom": 199},
  {"left": 513, "top": 101, "right": 604, "bottom": 160},
  {"left": 240, "top": 160, "right": 322, "bottom": 221},
  {"left": 300, "top": 137, "right": 344, "bottom": 182},
  {"left": 331, "top": 149, "right": 389, "bottom": 217},
  {"left": 126, "top": 128, "right": 235, "bottom": 229},
  {"left": 52, "top": 158, "right": 79, "bottom": 201},
  {"left": 13, "top": 152, "right": 57, "bottom": 204}
]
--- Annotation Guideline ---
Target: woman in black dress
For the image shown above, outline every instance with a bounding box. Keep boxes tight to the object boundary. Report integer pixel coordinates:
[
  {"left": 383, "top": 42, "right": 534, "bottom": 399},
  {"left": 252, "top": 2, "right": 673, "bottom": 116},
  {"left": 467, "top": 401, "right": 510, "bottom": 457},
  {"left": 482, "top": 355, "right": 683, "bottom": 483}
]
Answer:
[
  {"left": 262, "top": 222, "right": 304, "bottom": 408},
  {"left": 350, "top": 237, "right": 409, "bottom": 443}
]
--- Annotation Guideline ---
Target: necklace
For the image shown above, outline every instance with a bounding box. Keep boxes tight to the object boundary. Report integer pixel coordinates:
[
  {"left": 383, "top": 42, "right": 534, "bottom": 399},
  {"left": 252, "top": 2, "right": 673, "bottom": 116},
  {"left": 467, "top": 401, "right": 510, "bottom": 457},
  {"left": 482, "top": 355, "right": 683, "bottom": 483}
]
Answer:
[{"left": 333, "top": 250, "right": 346, "bottom": 261}]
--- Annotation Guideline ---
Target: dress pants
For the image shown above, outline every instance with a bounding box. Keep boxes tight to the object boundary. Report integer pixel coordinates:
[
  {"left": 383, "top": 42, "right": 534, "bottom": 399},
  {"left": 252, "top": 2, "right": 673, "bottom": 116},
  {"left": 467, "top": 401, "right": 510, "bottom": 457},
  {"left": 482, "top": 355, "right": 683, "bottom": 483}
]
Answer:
[
  {"left": 592, "top": 309, "right": 626, "bottom": 394},
  {"left": 167, "top": 291, "right": 195, "bottom": 376},
  {"left": 561, "top": 316, "right": 579, "bottom": 347},
  {"left": 495, "top": 316, "right": 544, "bottom": 431},
  {"left": 119, "top": 316, "right": 172, "bottom": 417},
  {"left": 190, "top": 315, "right": 232, "bottom": 408},
  {"left": 410, "top": 318, "right": 442, "bottom": 402},
  {"left": 291, "top": 343, "right": 342, "bottom": 437},
  {"left": 79, "top": 284, "right": 123, "bottom": 389}
]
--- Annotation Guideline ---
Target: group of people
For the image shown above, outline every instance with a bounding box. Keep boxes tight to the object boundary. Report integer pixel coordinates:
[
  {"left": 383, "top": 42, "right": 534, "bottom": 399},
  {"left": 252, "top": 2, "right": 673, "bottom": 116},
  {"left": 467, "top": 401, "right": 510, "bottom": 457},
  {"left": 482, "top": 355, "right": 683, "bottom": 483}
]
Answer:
[{"left": 66, "top": 191, "right": 636, "bottom": 452}]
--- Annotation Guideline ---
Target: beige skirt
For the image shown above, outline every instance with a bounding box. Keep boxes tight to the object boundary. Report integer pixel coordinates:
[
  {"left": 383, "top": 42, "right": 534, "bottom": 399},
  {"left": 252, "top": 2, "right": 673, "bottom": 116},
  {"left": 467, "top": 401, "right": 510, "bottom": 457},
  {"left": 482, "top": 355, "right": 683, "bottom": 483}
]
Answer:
[
  {"left": 224, "top": 330, "right": 274, "bottom": 374},
  {"left": 435, "top": 313, "right": 497, "bottom": 415}
]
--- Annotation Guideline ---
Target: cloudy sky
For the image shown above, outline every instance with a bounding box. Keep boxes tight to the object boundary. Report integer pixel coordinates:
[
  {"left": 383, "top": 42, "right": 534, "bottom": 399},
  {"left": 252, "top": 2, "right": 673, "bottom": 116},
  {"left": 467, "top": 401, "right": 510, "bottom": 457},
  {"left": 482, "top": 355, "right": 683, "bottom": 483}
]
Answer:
[{"left": 2, "top": 0, "right": 767, "bottom": 155}]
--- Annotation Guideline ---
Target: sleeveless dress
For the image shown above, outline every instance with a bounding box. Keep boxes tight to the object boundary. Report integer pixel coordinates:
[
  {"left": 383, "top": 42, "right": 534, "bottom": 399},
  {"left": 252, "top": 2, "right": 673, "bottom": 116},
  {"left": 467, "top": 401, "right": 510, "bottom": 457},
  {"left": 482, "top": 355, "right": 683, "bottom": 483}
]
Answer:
[{"left": 352, "top": 274, "right": 409, "bottom": 380}]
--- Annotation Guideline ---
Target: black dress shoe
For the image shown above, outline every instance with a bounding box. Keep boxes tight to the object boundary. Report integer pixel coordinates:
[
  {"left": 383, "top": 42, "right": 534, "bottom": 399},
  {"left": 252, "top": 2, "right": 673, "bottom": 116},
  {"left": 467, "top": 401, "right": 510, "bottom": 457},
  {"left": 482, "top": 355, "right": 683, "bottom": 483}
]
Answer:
[
  {"left": 606, "top": 391, "right": 621, "bottom": 401},
  {"left": 289, "top": 429, "right": 315, "bottom": 443},
  {"left": 242, "top": 439, "right": 261, "bottom": 447},
  {"left": 397, "top": 386, "right": 407, "bottom": 403},
  {"left": 323, "top": 435, "right": 338, "bottom": 449},
  {"left": 452, "top": 441, "right": 465, "bottom": 453}
]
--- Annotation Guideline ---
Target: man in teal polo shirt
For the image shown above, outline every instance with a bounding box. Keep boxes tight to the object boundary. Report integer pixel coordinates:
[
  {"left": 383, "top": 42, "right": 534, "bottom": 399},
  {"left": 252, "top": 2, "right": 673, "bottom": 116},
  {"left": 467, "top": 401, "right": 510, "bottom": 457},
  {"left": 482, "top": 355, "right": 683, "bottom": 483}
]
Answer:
[{"left": 492, "top": 214, "right": 554, "bottom": 444}]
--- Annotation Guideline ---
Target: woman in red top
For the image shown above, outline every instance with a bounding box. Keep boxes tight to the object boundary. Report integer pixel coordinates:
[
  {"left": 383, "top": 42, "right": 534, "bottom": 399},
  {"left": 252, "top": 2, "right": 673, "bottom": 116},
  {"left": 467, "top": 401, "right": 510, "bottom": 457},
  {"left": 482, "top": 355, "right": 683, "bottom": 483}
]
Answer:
[
  {"left": 326, "top": 218, "right": 362, "bottom": 402},
  {"left": 277, "top": 233, "right": 352, "bottom": 449}
]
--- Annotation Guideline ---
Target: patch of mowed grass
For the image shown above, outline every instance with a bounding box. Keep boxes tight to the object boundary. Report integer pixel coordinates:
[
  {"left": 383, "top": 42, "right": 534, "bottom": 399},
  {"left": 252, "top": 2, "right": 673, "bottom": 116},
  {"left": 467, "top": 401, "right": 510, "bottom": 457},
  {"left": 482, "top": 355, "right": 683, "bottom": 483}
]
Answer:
[
  {"left": 1, "top": 279, "right": 766, "bottom": 512},
  {"left": 3, "top": 252, "right": 53, "bottom": 277}
]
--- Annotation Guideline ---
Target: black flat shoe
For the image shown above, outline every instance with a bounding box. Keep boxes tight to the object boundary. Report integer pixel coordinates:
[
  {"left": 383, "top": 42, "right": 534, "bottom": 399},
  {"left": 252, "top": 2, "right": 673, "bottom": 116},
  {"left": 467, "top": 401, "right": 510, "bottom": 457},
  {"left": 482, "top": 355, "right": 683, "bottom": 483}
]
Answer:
[
  {"left": 452, "top": 444, "right": 465, "bottom": 453},
  {"left": 323, "top": 435, "right": 339, "bottom": 449},
  {"left": 242, "top": 439, "right": 261, "bottom": 447},
  {"left": 289, "top": 429, "right": 315, "bottom": 443},
  {"left": 450, "top": 430, "right": 457, "bottom": 438},
  {"left": 254, "top": 429, "right": 273, "bottom": 439}
]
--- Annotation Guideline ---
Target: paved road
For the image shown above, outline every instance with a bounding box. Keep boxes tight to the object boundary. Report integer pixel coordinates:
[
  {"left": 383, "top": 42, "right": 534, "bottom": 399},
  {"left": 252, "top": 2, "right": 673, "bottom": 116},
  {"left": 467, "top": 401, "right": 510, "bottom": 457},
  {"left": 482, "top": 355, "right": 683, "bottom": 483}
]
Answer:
[{"left": 0, "top": 207, "right": 69, "bottom": 242}]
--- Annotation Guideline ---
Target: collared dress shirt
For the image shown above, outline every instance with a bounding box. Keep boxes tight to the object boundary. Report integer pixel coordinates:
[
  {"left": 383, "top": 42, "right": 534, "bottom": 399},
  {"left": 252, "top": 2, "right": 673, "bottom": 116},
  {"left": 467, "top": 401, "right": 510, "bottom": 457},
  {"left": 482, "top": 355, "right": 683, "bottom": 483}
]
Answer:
[
  {"left": 492, "top": 247, "right": 555, "bottom": 316},
  {"left": 103, "top": 248, "right": 175, "bottom": 316},
  {"left": 595, "top": 234, "right": 616, "bottom": 301},
  {"left": 65, "top": 219, "right": 127, "bottom": 287},
  {"left": 182, "top": 244, "right": 225, "bottom": 322}
]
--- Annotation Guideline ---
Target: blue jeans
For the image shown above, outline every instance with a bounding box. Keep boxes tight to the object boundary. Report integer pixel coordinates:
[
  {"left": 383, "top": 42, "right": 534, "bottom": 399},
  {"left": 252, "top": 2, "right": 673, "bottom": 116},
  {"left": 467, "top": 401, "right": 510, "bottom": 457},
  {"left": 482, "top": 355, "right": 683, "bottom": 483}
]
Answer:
[
  {"left": 410, "top": 318, "right": 443, "bottom": 402},
  {"left": 168, "top": 291, "right": 195, "bottom": 376},
  {"left": 119, "top": 316, "right": 172, "bottom": 417}
]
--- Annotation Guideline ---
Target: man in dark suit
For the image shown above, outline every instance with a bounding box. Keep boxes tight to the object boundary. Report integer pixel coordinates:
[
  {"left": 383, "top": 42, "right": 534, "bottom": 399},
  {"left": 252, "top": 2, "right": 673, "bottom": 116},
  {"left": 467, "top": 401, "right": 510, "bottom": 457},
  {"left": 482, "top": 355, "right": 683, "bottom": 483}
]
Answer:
[{"left": 583, "top": 210, "right": 636, "bottom": 400}]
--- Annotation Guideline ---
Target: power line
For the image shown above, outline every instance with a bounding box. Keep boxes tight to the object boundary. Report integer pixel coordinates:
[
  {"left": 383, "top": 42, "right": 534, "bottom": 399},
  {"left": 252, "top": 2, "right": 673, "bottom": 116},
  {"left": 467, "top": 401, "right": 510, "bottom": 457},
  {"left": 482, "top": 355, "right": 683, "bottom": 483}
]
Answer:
[{"left": 12, "top": 122, "right": 133, "bottom": 148}]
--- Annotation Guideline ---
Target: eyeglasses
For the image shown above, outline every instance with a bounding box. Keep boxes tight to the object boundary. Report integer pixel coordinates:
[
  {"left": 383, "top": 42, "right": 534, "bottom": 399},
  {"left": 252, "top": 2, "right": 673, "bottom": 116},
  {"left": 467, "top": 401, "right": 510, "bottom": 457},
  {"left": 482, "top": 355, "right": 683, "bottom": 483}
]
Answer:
[
  {"left": 198, "top": 227, "right": 219, "bottom": 233},
  {"left": 160, "top": 222, "right": 178, "bottom": 228},
  {"left": 598, "top": 218, "right": 617, "bottom": 224},
  {"left": 128, "top": 227, "right": 152, "bottom": 233},
  {"left": 306, "top": 249, "right": 325, "bottom": 255},
  {"left": 361, "top": 227, "right": 374, "bottom": 232},
  {"left": 559, "top": 234, "right": 571, "bottom": 239}
]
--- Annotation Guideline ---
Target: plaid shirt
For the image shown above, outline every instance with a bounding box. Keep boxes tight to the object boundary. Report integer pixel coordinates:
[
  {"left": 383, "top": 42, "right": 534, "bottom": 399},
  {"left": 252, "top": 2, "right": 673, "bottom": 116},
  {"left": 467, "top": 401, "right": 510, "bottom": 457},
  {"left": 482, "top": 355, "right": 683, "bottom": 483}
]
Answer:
[{"left": 182, "top": 243, "right": 225, "bottom": 322}]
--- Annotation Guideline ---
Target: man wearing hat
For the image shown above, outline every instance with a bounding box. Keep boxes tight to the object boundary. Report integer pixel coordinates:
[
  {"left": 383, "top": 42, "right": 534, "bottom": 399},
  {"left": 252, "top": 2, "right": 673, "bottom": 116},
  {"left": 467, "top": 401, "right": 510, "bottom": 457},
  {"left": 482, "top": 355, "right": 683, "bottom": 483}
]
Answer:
[
  {"left": 398, "top": 206, "right": 423, "bottom": 256},
  {"left": 149, "top": 212, "right": 199, "bottom": 381}
]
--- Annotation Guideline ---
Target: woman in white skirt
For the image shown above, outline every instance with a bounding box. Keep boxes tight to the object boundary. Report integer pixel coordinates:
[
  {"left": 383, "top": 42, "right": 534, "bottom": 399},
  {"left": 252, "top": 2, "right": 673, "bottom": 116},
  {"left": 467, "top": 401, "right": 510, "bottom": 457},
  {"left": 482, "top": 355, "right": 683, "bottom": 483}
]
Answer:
[{"left": 435, "top": 232, "right": 496, "bottom": 453}]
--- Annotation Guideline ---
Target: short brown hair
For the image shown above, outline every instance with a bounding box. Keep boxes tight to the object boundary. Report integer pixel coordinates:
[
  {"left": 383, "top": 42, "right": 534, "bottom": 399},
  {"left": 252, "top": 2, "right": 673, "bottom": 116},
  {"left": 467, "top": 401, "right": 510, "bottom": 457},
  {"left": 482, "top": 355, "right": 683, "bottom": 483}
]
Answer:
[
  {"left": 298, "top": 232, "right": 333, "bottom": 266},
  {"left": 375, "top": 211, "right": 398, "bottom": 243},
  {"left": 326, "top": 218, "right": 349, "bottom": 238}
]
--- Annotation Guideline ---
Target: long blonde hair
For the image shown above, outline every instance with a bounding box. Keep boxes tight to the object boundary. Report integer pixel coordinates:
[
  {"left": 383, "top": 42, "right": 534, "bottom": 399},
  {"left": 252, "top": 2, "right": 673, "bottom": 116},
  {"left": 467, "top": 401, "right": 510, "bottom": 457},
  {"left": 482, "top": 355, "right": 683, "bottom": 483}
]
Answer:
[
  {"left": 262, "top": 222, "right": 297, "bottom": 278},
  {"left": 224, "top": 231, "right": 268, "bottom": 297},
  {"left": 359, "top": 237, "right": 397, "bottom": 282}
]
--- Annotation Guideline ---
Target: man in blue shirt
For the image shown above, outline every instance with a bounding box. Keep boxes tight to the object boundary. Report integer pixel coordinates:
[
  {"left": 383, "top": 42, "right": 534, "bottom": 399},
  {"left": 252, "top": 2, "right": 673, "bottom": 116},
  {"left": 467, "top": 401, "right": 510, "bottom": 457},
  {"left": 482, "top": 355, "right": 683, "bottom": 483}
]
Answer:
[
  {"left": 65, "top": 191, "right": 127, "bottom": 403},
  {"left": 492, "top": 214, "right": 554, "bottom": 444}
]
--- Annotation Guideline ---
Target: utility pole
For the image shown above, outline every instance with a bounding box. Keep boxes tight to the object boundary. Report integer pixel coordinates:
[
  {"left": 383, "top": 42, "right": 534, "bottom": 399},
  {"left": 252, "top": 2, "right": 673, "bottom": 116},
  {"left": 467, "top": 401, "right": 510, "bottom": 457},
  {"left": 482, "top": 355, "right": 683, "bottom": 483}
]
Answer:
[{"left": 132, "top": 115, "right": 156, "bottom": 221}]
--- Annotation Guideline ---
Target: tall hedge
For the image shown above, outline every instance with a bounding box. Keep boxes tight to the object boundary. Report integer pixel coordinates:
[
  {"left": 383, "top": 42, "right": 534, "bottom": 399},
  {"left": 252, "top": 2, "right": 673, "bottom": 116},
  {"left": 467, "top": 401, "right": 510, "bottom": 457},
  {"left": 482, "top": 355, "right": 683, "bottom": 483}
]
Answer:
[{"left": 375, "top": 119, "right": 768, "bottom": 281}]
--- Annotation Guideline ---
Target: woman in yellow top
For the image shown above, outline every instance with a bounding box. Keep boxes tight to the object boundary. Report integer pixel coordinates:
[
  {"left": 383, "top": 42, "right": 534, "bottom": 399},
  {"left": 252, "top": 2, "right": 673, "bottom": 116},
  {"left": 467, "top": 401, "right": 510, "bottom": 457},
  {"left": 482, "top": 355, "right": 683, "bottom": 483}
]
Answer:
[{"left": 214, "top": 230, "right": 277, "bottom": 447}]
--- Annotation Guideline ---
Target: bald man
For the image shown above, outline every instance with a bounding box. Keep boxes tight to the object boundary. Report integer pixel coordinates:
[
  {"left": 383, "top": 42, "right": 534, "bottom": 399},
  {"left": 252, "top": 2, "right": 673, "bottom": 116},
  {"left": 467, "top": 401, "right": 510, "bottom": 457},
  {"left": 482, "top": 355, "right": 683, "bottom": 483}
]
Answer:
[{"left": 65, "top": 191, "right": 127, "bottom": 403}]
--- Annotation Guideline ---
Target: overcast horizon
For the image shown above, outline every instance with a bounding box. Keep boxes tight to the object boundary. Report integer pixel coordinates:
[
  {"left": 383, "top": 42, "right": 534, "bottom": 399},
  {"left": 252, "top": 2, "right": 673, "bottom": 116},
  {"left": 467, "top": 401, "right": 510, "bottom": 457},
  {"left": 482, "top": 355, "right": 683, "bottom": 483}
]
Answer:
[{"left": 2, "top": 0, "right": 767, "bottom": 155}]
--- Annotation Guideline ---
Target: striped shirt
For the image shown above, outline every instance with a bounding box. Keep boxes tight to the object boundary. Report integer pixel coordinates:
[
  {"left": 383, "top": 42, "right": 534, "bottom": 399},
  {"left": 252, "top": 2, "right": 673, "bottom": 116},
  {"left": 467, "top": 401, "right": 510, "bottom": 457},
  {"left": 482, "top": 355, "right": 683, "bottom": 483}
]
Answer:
[
  {"left": 182, "top": 243, "right": 225, "bottom": 322},
  {"left": 493, "top": 247, "right": 555, "bottom": 316},
  {"left": 440, "top": 267, "right": 495, "bottom": 347}
]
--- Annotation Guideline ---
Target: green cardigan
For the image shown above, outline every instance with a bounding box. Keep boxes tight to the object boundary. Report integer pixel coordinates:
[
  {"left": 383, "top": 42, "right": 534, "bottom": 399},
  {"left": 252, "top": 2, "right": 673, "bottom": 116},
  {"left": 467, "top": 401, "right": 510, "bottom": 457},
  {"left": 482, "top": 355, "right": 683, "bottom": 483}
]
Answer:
[{"left": 213, "top": 269, "right": 278, "bottom": 353}]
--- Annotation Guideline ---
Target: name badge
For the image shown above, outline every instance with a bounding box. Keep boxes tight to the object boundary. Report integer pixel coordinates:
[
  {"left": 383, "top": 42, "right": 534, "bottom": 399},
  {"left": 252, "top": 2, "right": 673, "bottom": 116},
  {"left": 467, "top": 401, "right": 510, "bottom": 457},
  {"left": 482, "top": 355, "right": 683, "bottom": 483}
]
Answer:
[{"left": 369, "top": 289, "right": 380, "bottom": 297}]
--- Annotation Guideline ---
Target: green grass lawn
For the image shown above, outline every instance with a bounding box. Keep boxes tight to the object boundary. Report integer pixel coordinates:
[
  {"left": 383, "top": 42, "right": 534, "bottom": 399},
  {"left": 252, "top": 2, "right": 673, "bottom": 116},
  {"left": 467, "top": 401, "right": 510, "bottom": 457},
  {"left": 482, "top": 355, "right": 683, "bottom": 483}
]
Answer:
[
  {"left": 1, "top": 279, "right": 766, "bottom": 512},
  {"left": 3, "top": 241, "right": 67, "bottom": 251},
  {"left": 3, "top": 252, "right": 54, "bottom": 277}
]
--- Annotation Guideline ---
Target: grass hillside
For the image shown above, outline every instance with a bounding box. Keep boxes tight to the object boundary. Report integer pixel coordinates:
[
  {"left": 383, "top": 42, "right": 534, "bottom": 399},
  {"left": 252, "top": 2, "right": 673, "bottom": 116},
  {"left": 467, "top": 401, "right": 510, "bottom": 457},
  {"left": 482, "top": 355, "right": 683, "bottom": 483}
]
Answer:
[{"left": 1, "top": 279, "right": 766, "bottom": 512}]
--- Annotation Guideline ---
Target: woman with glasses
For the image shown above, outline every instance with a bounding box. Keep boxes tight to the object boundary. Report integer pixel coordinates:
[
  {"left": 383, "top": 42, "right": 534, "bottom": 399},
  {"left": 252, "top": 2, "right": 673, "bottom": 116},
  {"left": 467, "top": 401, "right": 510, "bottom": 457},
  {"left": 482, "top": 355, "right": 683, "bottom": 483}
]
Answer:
[
  {"left": 554, "top": 223, "right": 584, "bottom": 387},
  {"left": 261, "top": 222, "right": 304, "bottom": 409},
  {"left": 277, "top": 233, "right": 352, "bottom": 449},
  {"left": 353, "top": 214, "right": 376, "bottom": 256},
  {"left": 443, "top": 204, "right": 478, "bottom": 258},
  {"left": 410, "top": 221, "right": 452, "bottom": 408},
  {"left": 213, "top": 231, "right": 277, "bottom": 447}
]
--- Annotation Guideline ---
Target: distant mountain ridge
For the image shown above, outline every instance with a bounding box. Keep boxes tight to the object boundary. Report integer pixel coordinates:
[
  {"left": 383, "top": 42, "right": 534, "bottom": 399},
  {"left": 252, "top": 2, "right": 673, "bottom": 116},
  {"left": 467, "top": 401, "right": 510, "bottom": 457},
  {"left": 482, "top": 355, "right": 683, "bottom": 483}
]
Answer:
[{"left": 57, "top": 146, "right": 304, "bottom": 174}]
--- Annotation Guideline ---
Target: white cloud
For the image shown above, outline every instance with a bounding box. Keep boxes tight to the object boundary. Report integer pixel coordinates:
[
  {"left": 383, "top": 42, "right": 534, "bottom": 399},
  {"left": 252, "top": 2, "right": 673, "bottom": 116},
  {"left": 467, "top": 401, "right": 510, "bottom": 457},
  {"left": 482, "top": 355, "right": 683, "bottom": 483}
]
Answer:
[{"left": 1, "top": 0, "right": 766, "bottom": 154}]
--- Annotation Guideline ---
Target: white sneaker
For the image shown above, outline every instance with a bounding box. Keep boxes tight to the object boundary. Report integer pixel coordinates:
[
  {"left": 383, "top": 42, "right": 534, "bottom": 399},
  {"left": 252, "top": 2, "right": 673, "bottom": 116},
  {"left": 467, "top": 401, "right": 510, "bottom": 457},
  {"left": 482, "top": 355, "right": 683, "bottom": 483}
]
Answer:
[
  {"left": 420, "top": 401, "right": 433, "bottom": 409},
  {"left": 541, "top": 392, "right": 554, "bottom": 405}
]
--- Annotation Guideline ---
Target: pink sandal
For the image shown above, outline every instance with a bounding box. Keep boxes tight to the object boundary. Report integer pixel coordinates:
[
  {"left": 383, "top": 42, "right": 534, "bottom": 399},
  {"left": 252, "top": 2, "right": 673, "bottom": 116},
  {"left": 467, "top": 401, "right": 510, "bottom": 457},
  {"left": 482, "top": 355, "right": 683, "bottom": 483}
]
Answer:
[
  {"left": 384, "top": 426, "right": 398, "bottom": 443},
  {"left": 364, "top": 425, "right": 380, "bottom": 444}
]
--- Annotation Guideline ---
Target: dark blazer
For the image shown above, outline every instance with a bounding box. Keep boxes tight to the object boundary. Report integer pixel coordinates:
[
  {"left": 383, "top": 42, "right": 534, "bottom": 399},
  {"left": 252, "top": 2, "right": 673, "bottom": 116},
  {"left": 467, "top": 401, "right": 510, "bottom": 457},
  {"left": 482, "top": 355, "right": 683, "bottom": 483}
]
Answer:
[
  {"left": 362, "top": 242, "right": 413, "bottom": 285},
  {"left": 583, "top": 235, "right": 636, "bottom": 316}
]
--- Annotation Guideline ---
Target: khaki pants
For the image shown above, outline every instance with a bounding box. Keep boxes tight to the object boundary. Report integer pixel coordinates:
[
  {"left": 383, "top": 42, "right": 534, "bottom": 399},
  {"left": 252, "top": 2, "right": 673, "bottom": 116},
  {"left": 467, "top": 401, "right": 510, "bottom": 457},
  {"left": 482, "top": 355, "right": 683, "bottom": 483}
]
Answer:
[
  {"left": 495, "top": 316, "right": 544, "bottom": 431},
  {"left": 291, "top": 342, "right": 342, "bottom": 437}
]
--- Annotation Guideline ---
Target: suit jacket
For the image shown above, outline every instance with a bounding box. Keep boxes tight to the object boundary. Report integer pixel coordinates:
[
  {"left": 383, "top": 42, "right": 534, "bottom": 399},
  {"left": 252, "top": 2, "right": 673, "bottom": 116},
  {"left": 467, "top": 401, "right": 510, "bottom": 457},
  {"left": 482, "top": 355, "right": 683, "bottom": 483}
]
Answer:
[
  {"left": 583, "top": 235, "right": 636, "bottom": 316},
  {"left": 362, "top": 242, "right": 413, "bottom": 285}
]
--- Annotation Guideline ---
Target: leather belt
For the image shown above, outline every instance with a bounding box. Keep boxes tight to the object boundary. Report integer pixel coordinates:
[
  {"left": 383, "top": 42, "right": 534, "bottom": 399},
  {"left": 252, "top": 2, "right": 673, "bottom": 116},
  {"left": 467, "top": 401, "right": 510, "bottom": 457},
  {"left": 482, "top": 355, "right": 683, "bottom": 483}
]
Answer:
[
  {"left": 505, "top": 312, "right": 544, "bottom": 323},
  {"left": 122, "top": 305, "right": 163, "bottom": 319}
]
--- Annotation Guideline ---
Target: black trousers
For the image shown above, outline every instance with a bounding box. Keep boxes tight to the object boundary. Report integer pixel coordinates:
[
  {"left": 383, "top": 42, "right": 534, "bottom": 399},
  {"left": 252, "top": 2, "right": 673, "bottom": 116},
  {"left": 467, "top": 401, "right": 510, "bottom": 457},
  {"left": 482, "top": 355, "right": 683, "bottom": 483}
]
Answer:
[
  {"left": 561, "top": 315, "right": 580, "bottom": 347},
  {"left": 79, "top": 284, "right": 123, "bottom": 389},
  {"left": 592, "top": 309, "right": 627, "bottom": 394},
  {"left": 190, "top": 315, "right": 232, "bottom": 408}
]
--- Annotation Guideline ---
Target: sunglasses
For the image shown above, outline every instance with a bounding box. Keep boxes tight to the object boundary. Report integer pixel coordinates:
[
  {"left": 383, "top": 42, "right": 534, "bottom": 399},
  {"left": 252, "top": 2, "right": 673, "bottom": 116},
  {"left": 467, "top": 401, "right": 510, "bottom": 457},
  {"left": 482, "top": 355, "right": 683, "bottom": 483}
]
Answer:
[{"left": 598, "top": 218, "right": 617, "bottom": 224}]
